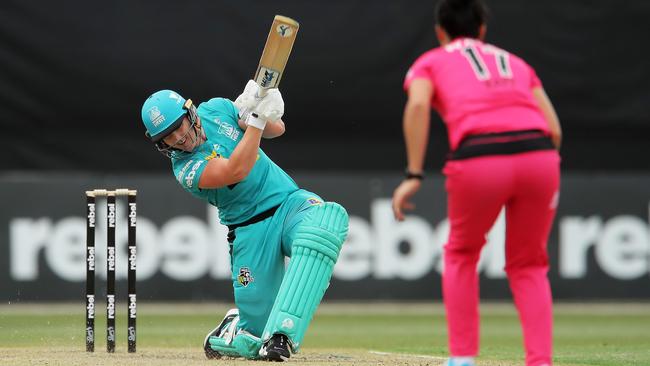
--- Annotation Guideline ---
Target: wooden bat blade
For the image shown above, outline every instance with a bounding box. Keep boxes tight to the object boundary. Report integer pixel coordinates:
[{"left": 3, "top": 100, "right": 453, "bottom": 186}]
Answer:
[{"left": 254, "top": 15, "right": 299, "bottom": 89}]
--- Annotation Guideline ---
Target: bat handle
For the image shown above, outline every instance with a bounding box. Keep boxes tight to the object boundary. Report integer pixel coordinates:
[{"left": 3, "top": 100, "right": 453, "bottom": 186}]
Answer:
[{"left": 256, "top": 87, "right": 269, "bottom": 98}]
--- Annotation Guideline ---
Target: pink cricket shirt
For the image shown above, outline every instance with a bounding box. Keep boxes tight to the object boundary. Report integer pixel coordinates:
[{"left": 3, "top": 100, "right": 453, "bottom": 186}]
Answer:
[{"left": 404, "top": 38, "right": 549, "bottom": 150}]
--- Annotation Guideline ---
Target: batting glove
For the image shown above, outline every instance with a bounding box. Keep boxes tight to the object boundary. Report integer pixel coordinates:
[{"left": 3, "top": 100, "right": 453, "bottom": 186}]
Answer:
[
  {"left": 252, "top": 88, "right": 284, "bottom": 122},
  {"left": 234, "top": 80, "right": 262, "bottom": 114}
]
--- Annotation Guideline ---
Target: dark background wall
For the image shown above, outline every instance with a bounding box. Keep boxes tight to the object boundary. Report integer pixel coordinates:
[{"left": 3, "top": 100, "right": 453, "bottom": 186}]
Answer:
[
  {"left": 2, "top": 1, "right": 650, "bottom": 302},
  {"left": 4, "top": 173, "right": 650, "bottom": 301},
  {"left": 2, "top": 0, "right": 649, "bottom": 173}
]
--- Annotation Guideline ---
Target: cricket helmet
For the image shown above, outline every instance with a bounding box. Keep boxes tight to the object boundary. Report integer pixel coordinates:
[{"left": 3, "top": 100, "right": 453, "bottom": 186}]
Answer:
[{"left": 141, "top": 90, "right": 187, "bottom": 142}]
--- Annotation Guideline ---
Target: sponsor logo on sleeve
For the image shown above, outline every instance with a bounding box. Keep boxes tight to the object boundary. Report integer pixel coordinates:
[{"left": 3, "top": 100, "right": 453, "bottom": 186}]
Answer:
[
  {"left": 176, "top": 160, "right": 193, "bottom": 183},
  {"left": 184, "top": 160, "right": 204, "bottom": 188},
  {"left": 307, "top": 198, "right": 322, "bottom": 206},
  {"left": 205, "top": 145, "right": 222, "bottom": 161}
]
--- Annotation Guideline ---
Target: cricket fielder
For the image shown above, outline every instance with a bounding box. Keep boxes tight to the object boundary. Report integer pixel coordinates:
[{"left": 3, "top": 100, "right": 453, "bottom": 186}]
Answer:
[
  {"left": 391, "top": 0, "right": 562, "bottom": 365},
  {"left": 140, "top": 81, "right": 348, "bottom": 361}
]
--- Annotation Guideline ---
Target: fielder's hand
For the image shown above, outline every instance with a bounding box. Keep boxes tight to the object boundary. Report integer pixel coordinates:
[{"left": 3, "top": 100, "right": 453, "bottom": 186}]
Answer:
[{"left": 392, "top": 179, "right": 421, "bottom": 221}]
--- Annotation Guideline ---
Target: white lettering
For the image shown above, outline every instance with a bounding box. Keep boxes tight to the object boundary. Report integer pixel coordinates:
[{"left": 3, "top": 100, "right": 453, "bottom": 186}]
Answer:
[
  {"left": 334, "top": 216, "right": 372, "bottom": 280},
  {"left": 129, "top": 246, "right": 137, "bottom": 271},
  {"left": 86, "top": 327, "right": 94, "bottom": 343},
  {"left": 87, "top": 247, "right": 95, "bottom": 271},
  {"left": 559, "top": 216, "right": 601, "bottom": 278},
  {"left": 86, "top": 294, "right": 95, "bottom": 319},
  {"left": 134, "top": 217, "right": 161, "bottom": 280},
  {"left": 87, "top": 203, "right": 95, "bottom": 227},
  {"left": 373, "top": 199, "right": 434, "bottom": 280},
  {"left": 107, "top": 203, "right": 115, "bottom": 228},
  {"left": 10, "top": 218, "right": 51, "bottom": 280},
  {"left": 596, "top": 216, "right": 649, "bottom": 280},
  {"left": 161, "top": 216, "right": 210, "bottom": 280},
  {"left": 185, "top": 160, "right": 204, "bottom": 188},
  {"left": 129, "top": 202, "right": 137, "bottom": 227},
  {"left": 45, "top": 217, "right": 86, "bottom": 281},
  {"left": 107, "top": 327, "right": 115, "bottom": 342},
  {"left": 177, "top": 160, "right": 193, "bottom": 182},
  {"left": 107, "top": 247, "right": 116, "bottom": 272},
  {"left": 208, "top": 206, "right": 232, "bottom": 279},
  {"left": 107, "top": 294, "right": 115, "bottom": 320},
  {"left": 8, "top": 199, "right": 650, "bottom": 285},
  {"left": 128, "top": 294, "right": 137, "bottom": 319},
  {"left": 431, "top": 219, "right": 448, "bottom": 274}
]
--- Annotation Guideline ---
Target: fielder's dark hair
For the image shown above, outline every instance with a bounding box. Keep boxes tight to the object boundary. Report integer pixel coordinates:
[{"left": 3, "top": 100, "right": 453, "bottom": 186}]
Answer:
[{"left": 436, "top": 0, "right": 489, "bottom": 39}]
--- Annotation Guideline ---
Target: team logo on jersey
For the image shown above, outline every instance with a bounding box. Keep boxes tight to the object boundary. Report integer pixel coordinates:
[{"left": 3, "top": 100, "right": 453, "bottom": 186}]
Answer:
[
  {"left": 205, "top": 144, "right": 222, "bottom": 161},
  {"left": 307, "top": 198, "right": 322, "bottom": 206},
  {"left": 148, "top": 106, "right": 165, "bottom": 127},
  {"left": 205, "top": 150, "right": 217, "bottom": 160},
  {"left": 215, "top": 118, "right": 241, "bottom": 141},
  {"left": 237, "top": 267, "right": 254, "bottom": 287}
]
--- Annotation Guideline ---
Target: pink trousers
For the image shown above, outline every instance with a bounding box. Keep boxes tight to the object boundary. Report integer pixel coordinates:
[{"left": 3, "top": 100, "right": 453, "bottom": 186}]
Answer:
[{"left": 442, "top": 150, "right": 560, "bottom": 366}]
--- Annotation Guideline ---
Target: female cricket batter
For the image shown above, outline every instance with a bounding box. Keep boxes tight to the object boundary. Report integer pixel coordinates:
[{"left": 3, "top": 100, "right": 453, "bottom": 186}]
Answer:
[
  {"left": 392, "top": 0, "right": 562, "bottom": 365},
  {"left": 140, "top": 81, "right": 348, "bottom": 361}
]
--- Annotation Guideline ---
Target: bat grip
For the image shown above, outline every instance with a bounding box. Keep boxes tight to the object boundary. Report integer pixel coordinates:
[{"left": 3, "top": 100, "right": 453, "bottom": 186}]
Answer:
[{"left": 256, "top": 87, "right": 269, "bottom": 98}]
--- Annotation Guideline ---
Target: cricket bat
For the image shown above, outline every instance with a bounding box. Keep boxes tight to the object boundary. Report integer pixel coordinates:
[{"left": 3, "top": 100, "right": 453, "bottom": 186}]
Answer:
[{"left": 254, "top": 15, "right": 300, "bottom": 94}]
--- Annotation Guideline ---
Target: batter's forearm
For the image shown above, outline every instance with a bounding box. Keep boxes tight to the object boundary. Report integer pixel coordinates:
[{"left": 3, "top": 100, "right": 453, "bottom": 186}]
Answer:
[{"left": 262, "top": 119, "right": 285, "bottom": 139}]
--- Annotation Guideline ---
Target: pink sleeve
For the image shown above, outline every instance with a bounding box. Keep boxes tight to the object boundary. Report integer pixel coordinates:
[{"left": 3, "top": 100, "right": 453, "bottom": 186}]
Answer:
[
  {"left": 403, "top": 55, "right": 433, "bottom": 91},
  {"left": 528, "top": 64, "right": 542, "bottom": 89}
]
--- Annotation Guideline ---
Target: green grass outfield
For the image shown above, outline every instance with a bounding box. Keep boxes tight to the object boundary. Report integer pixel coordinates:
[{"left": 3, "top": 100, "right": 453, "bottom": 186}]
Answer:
[{"left": 1, "top": 302, "right": 649, "bottom": 365}]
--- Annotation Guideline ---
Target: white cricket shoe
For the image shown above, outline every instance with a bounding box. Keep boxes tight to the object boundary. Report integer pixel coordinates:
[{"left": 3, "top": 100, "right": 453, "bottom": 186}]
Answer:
[{"left": 203, "top": 308, "right": 240, "bottom": 359}]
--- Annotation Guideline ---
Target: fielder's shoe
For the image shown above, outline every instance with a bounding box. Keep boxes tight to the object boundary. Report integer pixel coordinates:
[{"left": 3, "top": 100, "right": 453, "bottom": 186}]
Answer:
[
  {"left": 445, "top": 357, "right": 476, "bottom": 366},
  {"left": 203, "top": 308, "right": 239, "bottom": 359},
  {"left": 259, "top": 333, "right": 291, "bottom": 362}
]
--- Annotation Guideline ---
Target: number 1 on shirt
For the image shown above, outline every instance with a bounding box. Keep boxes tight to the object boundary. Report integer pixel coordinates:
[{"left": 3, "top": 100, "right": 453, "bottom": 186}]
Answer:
[{"left": 461, "top": 45, "right": 513, "bottom": 81}]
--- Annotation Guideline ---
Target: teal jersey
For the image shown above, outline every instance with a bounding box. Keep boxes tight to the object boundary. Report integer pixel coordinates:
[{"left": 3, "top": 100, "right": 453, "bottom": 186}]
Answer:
[{"left": 171, "top": 97, "right": 299, "bottom": 225}]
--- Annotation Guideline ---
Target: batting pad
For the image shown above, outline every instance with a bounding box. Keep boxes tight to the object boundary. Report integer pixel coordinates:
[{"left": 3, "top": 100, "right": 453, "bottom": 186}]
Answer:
[{"left": 261, "top": 202, "right": 348, "bottom": 351}]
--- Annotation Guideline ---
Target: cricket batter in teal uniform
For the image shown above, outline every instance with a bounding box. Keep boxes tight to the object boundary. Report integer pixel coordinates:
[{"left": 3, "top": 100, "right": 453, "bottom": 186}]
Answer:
[{"left": 140, "top": 80, "right": 349, "bottom": 361}]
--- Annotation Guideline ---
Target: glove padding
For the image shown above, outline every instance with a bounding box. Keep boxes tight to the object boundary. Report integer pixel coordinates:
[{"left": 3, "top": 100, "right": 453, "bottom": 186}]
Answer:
[
  {"left": 252, "top": 88, "right": 284, "bottom": 122},
  {"left": 234, "top": 80, "right": 262, "bottom": 115}
]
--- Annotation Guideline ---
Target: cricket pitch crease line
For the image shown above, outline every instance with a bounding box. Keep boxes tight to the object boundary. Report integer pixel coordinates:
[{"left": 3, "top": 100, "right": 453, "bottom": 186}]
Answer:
[{"left": 368, "top": 350, "right": 447, "bottom": 360}]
